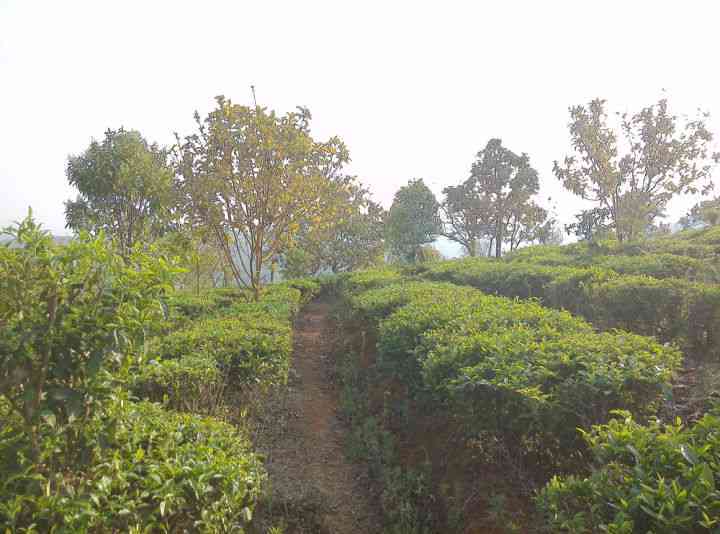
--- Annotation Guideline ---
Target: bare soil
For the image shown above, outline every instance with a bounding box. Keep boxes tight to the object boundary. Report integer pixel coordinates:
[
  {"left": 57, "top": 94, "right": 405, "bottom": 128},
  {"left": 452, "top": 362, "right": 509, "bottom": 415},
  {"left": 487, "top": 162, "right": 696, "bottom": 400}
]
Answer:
[{"left": 254, "top": 299, "right": 380, "bottom": 533}]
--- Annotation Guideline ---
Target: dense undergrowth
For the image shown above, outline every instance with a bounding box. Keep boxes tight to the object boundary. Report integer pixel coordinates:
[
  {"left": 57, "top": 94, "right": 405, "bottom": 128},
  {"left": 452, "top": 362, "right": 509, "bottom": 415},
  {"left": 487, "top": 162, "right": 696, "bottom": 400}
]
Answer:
[
  {"left": 0, "top": 217, "right": 321, "bottom": 532},
  {"left": 4, "top": 216, "right": 720, "bottom": 532},
  {"left": 331, "top": 229, "right": 720, "bottom": 533},
  {"left": 419, "top": 226, "right": 720, "bottom": 359}
]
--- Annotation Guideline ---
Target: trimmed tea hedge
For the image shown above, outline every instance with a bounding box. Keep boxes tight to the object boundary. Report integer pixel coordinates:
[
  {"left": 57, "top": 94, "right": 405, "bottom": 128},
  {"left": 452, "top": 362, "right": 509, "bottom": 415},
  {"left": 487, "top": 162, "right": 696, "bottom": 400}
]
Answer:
[
  {"left": 339, "top": 278, "right": 681, "bottom": 468},
  {"left": 0, "top": 399, "right": 265, "bottom": 533},
  {"left": 134, "top": 281, "right": 320, "bottom": 412},
  {"left": 537, "top": 411, "right": 720, "bottom": 533},
  {"left": 424, "top": 258, "right": 720, "bottom": 358}
]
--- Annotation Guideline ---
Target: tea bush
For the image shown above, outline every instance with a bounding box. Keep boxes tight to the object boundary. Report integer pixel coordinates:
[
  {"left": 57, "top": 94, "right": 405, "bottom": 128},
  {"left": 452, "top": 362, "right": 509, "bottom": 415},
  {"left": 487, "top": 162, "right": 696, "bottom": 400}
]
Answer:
[
  {"left": 597, "top": 253, "right": 716, "bottom": 281},
  {"left": 0, "top": 399, "right": 265, "bottom": 533},
  {"left": 338, "top": 279, "right": 680, "bottom": 469},
  {"left": 131, "top": 354, "right": 226, "bottom": 415},
  {"left": 0, "top": 214, "right": 177, "bottom": 454},
  {"left": 137, "top": 283, "right": 313, "bottom": 408},
  {"left": 425, "top": 258, "right": 720, "bottom": 358},
  {"left": 537, "top": 411, "right": 720, "bottom": 533},
  {"left": 334, "top": 268, "right": 403, "bottom": 295},
  {"left": 149, "top": 314, "right": 291, "bottom": 390}
]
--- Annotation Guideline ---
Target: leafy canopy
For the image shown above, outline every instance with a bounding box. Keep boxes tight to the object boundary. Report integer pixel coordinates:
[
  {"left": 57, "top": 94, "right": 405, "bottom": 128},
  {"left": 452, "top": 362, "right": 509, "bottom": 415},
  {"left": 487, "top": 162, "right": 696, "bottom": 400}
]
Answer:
[
  {"left": 443, "top": 139, "right": 546, "bottom": 257},
  {"left": 174, "top": 95, "right": 349, "bottom": 298},
  {"left": 65, "top": 128, "right": 176, "bottom": 257},
  {"left": 283, "top": 178, "right": 385, "bottom": 276},
  {"left": 386, "top": 178, "right": 441, "bottom": 263},
  {"left": 554, "top": 98, "right": 719, "bottom": 242},
  {"left": 0, "top": 212, "right": 177, "bottom": 453}
]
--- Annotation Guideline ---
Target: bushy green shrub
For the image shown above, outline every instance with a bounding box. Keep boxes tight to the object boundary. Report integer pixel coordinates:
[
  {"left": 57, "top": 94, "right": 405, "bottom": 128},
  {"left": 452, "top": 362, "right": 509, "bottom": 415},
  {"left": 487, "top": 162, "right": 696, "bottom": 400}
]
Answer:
[
  {"left": 335, "top": 268, "right": 403, "bottom": 295},
  {"left": 347, "top": 281, "right": 469, "bottom": 324},
  {"left": 138, "top": 281, "right": 310, "bottom": 409},
  {"left": 598, "top": 253, "right": 716, "bottom": 281},
  {"left": 131, "top": 354, "right": 226, "bottom": 415},
  {"left": 424, "top": 325, "right": 679, "bottom": 467},
  {"left": 339, "top": 279, "right": 680, "bottom": 470},
  {"left": 425, "top": 257, "right": 720, "bottom": 358},
  {"left": 0, "top": 214, "right": 177, "bottom": 454},
  {"left": 537, "top": 411, "right": 720, "bottom": 533},
  {"left": 427, "top": 258, "right": 571, "bottom": 300},
  {"left": 281, "top": 278, "right": 322, "bottom": 304},
  {"left": 0, "top": 399, "right": 265, "bottom": 533},
  {"left": 153, "top": 314, "right": 292, "bottom": 388}
]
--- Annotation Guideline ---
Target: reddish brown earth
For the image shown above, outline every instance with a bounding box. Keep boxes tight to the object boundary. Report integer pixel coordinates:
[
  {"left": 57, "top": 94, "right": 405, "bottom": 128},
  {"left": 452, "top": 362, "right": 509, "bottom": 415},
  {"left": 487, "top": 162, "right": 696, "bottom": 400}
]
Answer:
[{"left": 257, "top": 299, "right": 380, "bottom": 533}]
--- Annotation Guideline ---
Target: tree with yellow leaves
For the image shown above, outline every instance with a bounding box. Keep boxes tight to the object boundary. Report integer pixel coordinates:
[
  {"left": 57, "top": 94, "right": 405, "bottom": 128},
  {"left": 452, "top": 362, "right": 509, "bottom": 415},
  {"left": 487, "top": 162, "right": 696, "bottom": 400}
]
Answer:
[{"left": 174, "top": 95, "right": 349, "bottom": 299}]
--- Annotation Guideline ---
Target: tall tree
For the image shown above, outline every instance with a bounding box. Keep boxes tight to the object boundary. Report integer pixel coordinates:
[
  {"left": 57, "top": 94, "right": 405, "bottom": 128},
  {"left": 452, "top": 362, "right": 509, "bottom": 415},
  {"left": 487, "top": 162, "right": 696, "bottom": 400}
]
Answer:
[
  {"left": 506, "top": 201, "right": 550, "bottom": 251},
  {"left": 386, "top": 179, "right": 441, "bottom": 262},
  {"left": 174, "top": 96, "right": 348, "bottom": 299},
  {"left": 284, "top": 178, "right": 385, "bottom": 276},
  {"left": 467, "top": 139, "right": 543, "bottom": 258},
  {"left": 65, "top": 128, "right": 176, "bottom": 258},
  {"left": 440, "top": 179, "right": 493, "bottom": 256},
  {"left": 680, "top": 196, "right": 720, "bottom": 228},
  {"left": 554, "top": 98, "right": 719, "bottom": 242}
]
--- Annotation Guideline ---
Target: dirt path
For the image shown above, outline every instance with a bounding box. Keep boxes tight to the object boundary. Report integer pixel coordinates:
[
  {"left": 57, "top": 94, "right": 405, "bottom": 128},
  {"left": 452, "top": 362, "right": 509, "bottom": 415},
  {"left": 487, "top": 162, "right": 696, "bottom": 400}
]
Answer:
[{"left": 259, "top": 299, "right": 380, "bottom": 533}]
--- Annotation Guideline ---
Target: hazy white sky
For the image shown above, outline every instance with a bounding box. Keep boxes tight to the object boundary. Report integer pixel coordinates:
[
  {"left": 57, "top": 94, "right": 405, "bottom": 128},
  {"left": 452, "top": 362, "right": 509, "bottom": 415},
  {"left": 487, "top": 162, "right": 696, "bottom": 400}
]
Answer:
[{"left": 1, "top": 0, "right": 719, "bottom": 236}]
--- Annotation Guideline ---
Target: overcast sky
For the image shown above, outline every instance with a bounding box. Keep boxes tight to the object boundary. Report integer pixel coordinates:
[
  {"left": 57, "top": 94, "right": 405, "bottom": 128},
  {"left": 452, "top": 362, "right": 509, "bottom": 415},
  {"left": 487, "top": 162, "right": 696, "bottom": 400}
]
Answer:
[{"left": 1, "top": 0, "right": 719, "bottom": 237}]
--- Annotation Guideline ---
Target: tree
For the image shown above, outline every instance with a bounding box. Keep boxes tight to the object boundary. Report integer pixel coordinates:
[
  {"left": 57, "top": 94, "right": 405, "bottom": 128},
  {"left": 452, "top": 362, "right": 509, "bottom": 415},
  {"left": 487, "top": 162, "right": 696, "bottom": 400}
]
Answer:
[
  {"left": 440, "top": 179, "right": 493, "bottom": 256},
  {"left": 283, "top": 178, "right": 385, "bottom": 276},
  {"left": 554, "top": 98, "right": 719, "bottom": 242},
  {"left": 385, "top": 179, "right": 441, "bottom": 262},
  {"left": 65, "top": 128, "right": 176, "bottom": 258},
  {"left": 466, "top": 139, "right": 544, "bottom": 258},
  {"left": 0, "top": 212, "right": 176, "bottom": 455},
  {"left": 565, "top": 207, "right": 613, "bottom": 242},
  {"left": 174, "top": 96, "right": 349, "bottom": 299},
  {"left": 535, "top": 217, "right": 564, "bottom": 246},
  {"left": 506, "top": 201, "right": 550, "bottom": 251},
  {"left": 680, "top": 196, "right": 720, "bottom": 228}
]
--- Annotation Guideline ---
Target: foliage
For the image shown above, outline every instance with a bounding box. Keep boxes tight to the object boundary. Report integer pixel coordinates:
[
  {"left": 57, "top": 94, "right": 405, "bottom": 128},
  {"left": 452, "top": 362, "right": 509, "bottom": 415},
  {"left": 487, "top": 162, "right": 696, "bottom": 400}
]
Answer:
[
  {"left": 336, "top": 349, "right": 439, "bottom": 533},
  {"left": 333, "top": 268, "right": 404, "bottom": 296},
  {"left": 440, "top": 175, "right": 493, "bottom": 257},
  {"left": 424, "top": 256, "right": 720, "bottom": 358},
  {"left": 680, "top": 196, "right": 720, "bottom": 228},
  {"left": 0, "top": 398, "right": 264, "bottom": 533},
  {"left": 135, "top": 281, "right": 316, "bottom": 414},
  {"left": 554, "top": 98, "right": 719, "bottom": 242},
  {"left": 385, "top": 179, "right": 441, "bottom": 263},
  {"left": 339, "top": 278, "right": 680, "bottom": 472},
  {"left": 153, "top": 308, "right": 292, "bottom": 389},
  {"left": 283, "top": 179, "right": 386, "bottom": 277},
  {"left": 565, "top": 207, "right": 613, "bottom": 242},
  {"left": 174, "top": 95, "right": 349, "bottom": 299},
  {"left": 597, "top": 253, "right": 717, "bottom": 282},
  {"left": 158, "top": 229, "right": 231, "bottom": 294},
  {"left": 448, "top": 138, "right": 546, "bottom": 258},
  {"left": 131, "top": 354, "right": 227, "bottom": 415},
  {"left": 0, "top": 213, "right": 176, "bottom": 454},
  {"left": 65, "top": 128, "right": 176, "bottom": 257},
  {"left": 538, "top": 411, "right": 720, "bottom": 533}
]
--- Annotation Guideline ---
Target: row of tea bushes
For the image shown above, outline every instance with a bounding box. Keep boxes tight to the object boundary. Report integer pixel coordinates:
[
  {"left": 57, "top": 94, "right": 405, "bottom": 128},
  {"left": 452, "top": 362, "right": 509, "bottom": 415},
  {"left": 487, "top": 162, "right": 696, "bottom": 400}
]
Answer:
[
  {"left": 423, "top": 258, "right": 720, "bottom": 358},
  {"left": 0, "top": 219, "right": 296, "bottom": 532},
  {"left": 132, "top": 280, "right": 320, "bottom": 414},
  {"left": 0, "top": 398, "right": 265, "bottom": 533},
  {"left": 507, "top": 247, "right": 718, "bottom": 282},
  {"left": 537, "top": 410, "right": 720, "bottom": 533},
  {"left": 336, "top": 272, "right": 681, "bottom": 472},
  {"left": 508, "top": 225, "right": 720, "bottom": 265}
]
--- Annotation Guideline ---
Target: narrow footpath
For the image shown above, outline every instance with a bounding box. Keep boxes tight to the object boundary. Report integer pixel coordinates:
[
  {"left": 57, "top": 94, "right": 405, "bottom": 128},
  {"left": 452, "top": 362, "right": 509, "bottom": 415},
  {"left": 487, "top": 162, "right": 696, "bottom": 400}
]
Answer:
[{"left": 260, "top": 299, "right": 380, "bottom": 533}]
